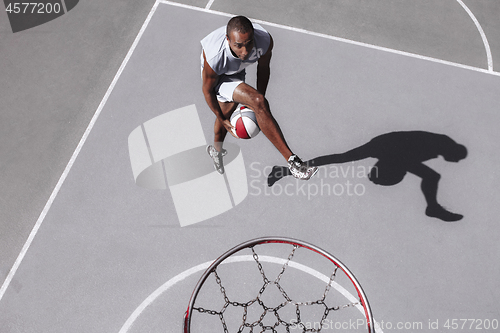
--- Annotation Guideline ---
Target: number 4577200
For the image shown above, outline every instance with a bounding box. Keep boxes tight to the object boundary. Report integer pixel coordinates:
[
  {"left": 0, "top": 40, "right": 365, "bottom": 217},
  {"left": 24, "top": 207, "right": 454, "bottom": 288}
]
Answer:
[
  {"left": 5, "top": 2, "right": 62, "bottom": 14},
  {"left": 444, "top": 319, "right": 498, "bottom": 330}
]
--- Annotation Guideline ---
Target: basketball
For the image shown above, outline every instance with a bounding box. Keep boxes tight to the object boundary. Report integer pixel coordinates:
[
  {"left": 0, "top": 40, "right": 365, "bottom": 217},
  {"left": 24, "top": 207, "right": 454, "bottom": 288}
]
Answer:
[{"left": 230, "top": 106, "right": 260, "bottom": 139}]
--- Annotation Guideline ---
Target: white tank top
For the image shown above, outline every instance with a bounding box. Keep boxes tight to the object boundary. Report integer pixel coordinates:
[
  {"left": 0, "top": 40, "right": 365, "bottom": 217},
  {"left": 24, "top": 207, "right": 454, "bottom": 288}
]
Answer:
[{"left": 201, "top": 23, "right": 271, "bottom": 76}]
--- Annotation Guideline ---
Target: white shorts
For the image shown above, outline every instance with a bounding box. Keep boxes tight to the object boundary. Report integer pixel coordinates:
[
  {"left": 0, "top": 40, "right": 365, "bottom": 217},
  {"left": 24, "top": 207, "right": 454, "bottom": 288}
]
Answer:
[
  {"left": 200, "top": 51, "right": 245, "bottom": 103},
  {"left": 214, "top": 71, "right": 246, "bottom": 103}
]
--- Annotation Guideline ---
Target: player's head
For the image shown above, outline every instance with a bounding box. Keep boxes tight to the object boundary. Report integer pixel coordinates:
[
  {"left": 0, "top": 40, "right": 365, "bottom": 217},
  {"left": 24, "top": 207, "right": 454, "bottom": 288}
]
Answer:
[
  {"left": 226, "top": 16, "right": 254, "bottom": 61},
  {"left": 442, "top": 142, "right": 467, "bottom": 162}
]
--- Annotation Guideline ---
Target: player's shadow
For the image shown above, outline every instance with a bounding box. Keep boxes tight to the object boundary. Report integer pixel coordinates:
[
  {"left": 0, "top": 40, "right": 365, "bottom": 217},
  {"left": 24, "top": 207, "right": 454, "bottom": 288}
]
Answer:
[{"left": 269, "top": 131, "right": 467, "bottom": 222}]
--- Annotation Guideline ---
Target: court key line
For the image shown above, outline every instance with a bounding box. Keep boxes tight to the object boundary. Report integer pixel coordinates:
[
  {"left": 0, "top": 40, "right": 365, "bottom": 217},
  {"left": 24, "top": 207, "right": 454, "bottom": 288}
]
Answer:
[
  {"left": 118, "top": 255, "right": 383, "bottom": 333},
  {"left": 205, "top": 0, "right": 215, "bottom": 11},
  {"left": 161, "top": 0, "right": 499, "bottom": 76},
  {"left": 0, "top": 1, "right": 163, "bottom": 302},
  {"left": 456, "top": 0, "right": 493, "bottom": 72}
]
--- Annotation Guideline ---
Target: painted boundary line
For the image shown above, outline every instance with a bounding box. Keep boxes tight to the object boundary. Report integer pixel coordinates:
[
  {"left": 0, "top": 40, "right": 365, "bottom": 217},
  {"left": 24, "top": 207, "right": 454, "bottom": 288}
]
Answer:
[
  {"left": 205, "top": 0, "right": 215, "bottom": 11},
  {"left": 61, "top": 0, "right": 68, "bottom": 13},
  {"left": 0, "top": 0, "right": 162, "bottom": 302},
  {"left": 456, "top": 0, "right": 493, "bottom": 72},
  {"left": 161, "top": 0, "right": 499, "bottom": 77}
]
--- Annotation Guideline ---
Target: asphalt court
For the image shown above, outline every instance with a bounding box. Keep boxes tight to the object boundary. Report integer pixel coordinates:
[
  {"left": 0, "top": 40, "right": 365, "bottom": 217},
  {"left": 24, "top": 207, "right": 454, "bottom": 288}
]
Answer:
[{"left": 1, "top": 1, "right": 500, "bottom": 332}]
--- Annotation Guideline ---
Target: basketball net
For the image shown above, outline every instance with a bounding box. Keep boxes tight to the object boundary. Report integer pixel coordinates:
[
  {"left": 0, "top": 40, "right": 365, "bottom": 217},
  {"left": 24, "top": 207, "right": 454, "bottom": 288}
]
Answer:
[{"left": 184, "top": 237, "right": 374, "bottom": 333}]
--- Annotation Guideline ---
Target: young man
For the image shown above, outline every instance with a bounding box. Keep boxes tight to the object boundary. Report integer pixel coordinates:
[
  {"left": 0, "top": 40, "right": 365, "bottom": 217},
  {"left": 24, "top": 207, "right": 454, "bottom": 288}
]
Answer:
[{"left": 200, "top": 15, "right": 318, "bottom": 180}]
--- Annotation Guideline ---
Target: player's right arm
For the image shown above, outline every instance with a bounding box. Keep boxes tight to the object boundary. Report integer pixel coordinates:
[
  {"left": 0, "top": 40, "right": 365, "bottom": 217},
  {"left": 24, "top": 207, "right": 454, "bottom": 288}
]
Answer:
[{"left": 201, "top": 50, "right": 236, "bottom": 136}]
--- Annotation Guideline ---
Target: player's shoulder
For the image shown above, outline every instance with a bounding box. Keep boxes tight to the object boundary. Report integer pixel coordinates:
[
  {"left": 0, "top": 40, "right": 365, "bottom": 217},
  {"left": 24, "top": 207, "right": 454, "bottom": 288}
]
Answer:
[
  {"left": 200, "top": 26, "right": 226, "bottom": 69},
  {"left": 252, "top": 23, "right": 271, "bottom": 54},
  {"left": 201, "top": 25, "right": 226, "bottom": 49},
  {"left": 252, "top": 23, "right": 270, "bottom": 40}
]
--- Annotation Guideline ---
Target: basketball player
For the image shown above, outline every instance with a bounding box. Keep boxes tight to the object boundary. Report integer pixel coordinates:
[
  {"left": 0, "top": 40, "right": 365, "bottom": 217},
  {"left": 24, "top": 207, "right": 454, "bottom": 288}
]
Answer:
[{"left": 201, "top": 16, "right": 318, "bottom": 180}]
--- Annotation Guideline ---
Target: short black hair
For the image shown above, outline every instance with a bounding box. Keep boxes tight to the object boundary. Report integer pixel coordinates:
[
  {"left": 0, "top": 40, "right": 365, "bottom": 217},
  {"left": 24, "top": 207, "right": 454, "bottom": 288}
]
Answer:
[{"left": 226, "top": 16, "right": 254, "bottom": 36}]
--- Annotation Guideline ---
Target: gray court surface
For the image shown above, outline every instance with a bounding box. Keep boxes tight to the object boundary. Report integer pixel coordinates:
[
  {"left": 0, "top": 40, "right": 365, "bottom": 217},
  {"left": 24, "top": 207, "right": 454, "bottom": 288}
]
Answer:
[{"left": 1, "top": 1, "right": 500, "bottom": 332}]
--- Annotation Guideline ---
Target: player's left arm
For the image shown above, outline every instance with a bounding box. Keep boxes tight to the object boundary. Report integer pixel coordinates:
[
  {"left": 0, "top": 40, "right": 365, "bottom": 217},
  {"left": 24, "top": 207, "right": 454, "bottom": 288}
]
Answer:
[{"left": 257, "top": 34, "right": 273, "bottom": 96}]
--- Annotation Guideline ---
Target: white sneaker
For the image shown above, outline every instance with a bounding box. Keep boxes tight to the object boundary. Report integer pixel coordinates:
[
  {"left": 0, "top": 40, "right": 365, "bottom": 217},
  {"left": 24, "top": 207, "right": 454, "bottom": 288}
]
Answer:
[
  {"left": 207, "top": 145, "right": 225, "bottom": 174},
  {"left": 288, "top": 155, "right": 318, "bottom": 180}
]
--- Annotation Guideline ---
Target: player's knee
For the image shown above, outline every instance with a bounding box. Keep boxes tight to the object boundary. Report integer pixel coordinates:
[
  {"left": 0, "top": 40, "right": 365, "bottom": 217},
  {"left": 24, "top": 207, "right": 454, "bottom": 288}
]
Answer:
[{"left": 251, "top": 93, "right": 268, "bottom": 115}]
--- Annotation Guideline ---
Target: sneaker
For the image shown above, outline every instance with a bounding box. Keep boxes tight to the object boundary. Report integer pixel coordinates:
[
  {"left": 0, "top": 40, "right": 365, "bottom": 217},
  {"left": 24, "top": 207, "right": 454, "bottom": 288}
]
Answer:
[
  {"left": 288, "top": 155, "right": 318, "bottom": 180},
  {"left": 207, "top": 145, "right": 225, "bottom": 174}
]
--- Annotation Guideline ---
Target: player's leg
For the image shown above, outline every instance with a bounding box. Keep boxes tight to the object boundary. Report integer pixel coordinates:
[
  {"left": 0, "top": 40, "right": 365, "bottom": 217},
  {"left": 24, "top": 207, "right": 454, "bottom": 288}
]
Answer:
[
  {"left": 206, "top": 74, "right": 241, "bottom": 174},
  {"left": 213, "top": 101, "right": 238, "bottom": 152},
  {"left": 268, "top": 142, "right": 374, "bottom": 186},
  {"left": 207, "top": 101, "right": 238, "bottom": 174},
  {"left": 211, "top": 73, "right": 245, "bottom": 152},
  {"left": 233, "top": 83, "right": 292, "bottom": 160},
  {"left": 232, "top": 83, "right": 318, "bottom": 180}
]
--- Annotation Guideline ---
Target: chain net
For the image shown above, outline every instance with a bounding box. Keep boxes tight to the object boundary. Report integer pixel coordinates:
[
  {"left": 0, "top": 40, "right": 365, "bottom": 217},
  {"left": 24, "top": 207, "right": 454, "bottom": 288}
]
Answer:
[{"left": 190, "top": 244, "right": 364, "bottom": 333}]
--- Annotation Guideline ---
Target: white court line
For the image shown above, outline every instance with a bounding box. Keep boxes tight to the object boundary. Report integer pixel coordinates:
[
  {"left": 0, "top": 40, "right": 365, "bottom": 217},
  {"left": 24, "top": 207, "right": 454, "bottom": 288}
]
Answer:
[
  {"left": 60, "top": 0, "right": 68, "bottom": 13},
  {"left": 456, "top": 0, "right": 493, "bottom": 72},
  {"left": 118, "top": 255, "right": 383, "bottom": 333},
  {"left": 0, "top": 0, "right": 162, "bottom": 302},
  {"left": 160, "top": 0, "right": 500, "bottom": 77},
  {"left": 205, "top": 0, "right": 215, "bottom": 11}
]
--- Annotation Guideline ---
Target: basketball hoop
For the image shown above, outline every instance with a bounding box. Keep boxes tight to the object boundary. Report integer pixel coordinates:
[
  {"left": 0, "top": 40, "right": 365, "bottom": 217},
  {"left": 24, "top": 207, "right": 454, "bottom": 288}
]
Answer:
[{"left": 183, "top": 237, "right": 374, "bottom": 333}]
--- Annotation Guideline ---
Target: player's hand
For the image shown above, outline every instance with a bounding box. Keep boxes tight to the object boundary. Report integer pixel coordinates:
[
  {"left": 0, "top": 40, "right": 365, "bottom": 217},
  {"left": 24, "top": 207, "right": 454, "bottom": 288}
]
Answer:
[{"left": 222, "top": 119, "right": 238, "bottom": 138}]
